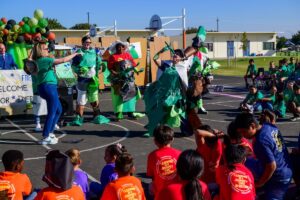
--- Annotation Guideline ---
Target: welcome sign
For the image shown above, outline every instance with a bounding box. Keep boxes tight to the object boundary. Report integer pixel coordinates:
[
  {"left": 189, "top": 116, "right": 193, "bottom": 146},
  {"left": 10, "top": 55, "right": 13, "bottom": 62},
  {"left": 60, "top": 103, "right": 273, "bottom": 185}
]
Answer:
[{"left": 0, "top": 70, "right": 33, "bottom": 116}]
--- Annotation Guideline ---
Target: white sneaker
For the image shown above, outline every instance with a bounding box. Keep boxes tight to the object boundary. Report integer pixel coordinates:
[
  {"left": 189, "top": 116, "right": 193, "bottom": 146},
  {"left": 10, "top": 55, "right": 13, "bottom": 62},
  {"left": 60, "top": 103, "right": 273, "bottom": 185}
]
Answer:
[
  {"left": 38, "top": 136, "right": 58, "bottom": 145},
  {"left": 34, "top": 124, "right": 42, "bottom": 132},
  {"left": 54, "top": 124, "right": 60, "bottom": 130}
]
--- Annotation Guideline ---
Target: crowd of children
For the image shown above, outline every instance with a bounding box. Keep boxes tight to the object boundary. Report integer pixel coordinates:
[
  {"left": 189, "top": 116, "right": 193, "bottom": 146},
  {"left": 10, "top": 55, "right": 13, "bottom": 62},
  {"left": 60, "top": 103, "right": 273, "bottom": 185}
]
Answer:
[
  {"left": 241, "top": 58, "right": 300, "bottom": 121},
  {"left": 1, "top": 110, "right": 298, "bottom": 200}
]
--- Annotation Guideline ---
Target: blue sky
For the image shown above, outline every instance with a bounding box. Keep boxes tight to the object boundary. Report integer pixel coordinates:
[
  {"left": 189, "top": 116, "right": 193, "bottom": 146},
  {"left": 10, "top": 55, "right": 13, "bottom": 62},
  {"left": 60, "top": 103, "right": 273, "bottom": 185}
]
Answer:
[{"left": 2, "top": 0, "right": 299, "bottom": 38}]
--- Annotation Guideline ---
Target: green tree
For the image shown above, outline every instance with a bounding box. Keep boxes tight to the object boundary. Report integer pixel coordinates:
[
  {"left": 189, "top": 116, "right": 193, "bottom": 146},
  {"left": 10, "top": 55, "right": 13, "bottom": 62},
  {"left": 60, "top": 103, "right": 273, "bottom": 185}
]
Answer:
[
  {"left": 241, "top": 32, "right": 248, "bottom": 52},
  {"left": 291, "top": 31, "right": 300, "bottom": 45},
  {"left": 70, "top": 23, "right": 97, "bottom": 29},
  {"left": 186, "top": 27, "right": 198, "bottom": 34},
  {"left": 276, "top": 36, "right": 287, "bottom": 50},
  {"left": 46, "top": 18, "right": 66, "bottom": 29}
]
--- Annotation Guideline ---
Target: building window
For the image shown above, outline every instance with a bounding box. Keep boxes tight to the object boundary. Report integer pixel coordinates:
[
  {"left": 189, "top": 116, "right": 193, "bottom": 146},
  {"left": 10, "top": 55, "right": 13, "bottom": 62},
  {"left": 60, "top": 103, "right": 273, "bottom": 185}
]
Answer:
[
  {"left": 263, "top": 42, "right": 274, "bottom": 50},
  {"left": 205, "top": 43, "right": 214, "bottom": 52}
]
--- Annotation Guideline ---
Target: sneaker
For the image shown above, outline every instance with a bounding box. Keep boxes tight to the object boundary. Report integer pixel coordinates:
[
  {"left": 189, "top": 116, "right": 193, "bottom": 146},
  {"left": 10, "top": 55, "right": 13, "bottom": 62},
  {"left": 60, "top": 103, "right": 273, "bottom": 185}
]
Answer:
[
  {"left": 127, "top": 112, "right": 137, "bottom": 120},
  {"left": 38, "top": 136, "right": 58, "bottom": 145},
  {"left": 290, "top": 116, "right": 300, "bottom": 122},
  {"left": 54, "top": 124, "right": 60, "bottom": 130},
  {"left": 198, "top": 107, "right": 208, "bottom": 114},
  {"left": 68, "top": 115, "right": 84, "bottom": 126},
  {"left": 49, "top": 133, "right": 58, "bottom": 140},
  {"left": 93, "top": 115, "right": 110, "bottom": 124},
  {"left": 34, "top": 124, "right": 42, "bottom": 132}
]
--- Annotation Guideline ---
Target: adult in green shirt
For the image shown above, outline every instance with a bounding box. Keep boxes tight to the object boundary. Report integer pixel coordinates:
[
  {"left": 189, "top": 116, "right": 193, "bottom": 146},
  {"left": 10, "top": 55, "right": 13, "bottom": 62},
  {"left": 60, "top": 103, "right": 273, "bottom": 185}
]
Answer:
[
  {"left": 244, "top": 59, "right": 257, "bottom": 88},
  {"left": 32, "top": 41, "right": 79, "bottom": 145},
  {"left": 287, "top": 57, "right": 296, "bottom": 76}
]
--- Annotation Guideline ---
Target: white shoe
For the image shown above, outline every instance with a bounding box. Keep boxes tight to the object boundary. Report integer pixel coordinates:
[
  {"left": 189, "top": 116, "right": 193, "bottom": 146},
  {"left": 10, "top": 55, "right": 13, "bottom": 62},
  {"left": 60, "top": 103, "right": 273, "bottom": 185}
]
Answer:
[
  {"left": 38, "top": 136, "right": 58, "bottom": 145},
  {"left": 54, "top": 124, "right": 60, "bottom": 130},
  {"left": 34, "top": 124, "right": 42, "bottom": 132}
]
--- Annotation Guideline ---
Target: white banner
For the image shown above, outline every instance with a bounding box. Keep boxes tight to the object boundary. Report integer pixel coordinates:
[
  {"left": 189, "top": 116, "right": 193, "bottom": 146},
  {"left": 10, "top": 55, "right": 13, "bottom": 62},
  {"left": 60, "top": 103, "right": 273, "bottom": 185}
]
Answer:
[{"left": 0, "top": 70, "right": 33, "bottom": 116}]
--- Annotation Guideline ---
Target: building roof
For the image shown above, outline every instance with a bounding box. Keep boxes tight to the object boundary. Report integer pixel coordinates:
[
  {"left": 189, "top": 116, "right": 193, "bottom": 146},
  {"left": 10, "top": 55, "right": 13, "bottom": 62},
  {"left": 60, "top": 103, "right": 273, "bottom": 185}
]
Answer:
[{"left": 206, "top": 31, "right": 276, "bottom": 34}]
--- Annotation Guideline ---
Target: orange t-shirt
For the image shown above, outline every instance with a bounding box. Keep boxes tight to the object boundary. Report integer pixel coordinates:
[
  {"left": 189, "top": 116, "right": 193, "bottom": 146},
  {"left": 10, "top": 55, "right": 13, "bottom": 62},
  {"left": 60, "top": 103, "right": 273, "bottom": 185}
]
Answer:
[
  {"left": 35, "top": 185, "right": 85, "bottom": 200},
  {"left": 0, "top": 171, "right": 32, "bottom": 200},
  {"left": 100, "top": 176, "right": 146, "bottom": 200},
  {"left": 146, "top": 147, "right": 181, "bottom": 195}
]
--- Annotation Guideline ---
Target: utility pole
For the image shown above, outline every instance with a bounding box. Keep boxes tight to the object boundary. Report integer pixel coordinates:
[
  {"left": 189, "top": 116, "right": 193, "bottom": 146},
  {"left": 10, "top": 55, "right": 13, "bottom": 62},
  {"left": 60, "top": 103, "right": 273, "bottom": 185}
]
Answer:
[
  {"left": 87, "top": 12, "right": 90, "bottom": 26},
  {"left": 182, "top": 8, "right": 186, "bottom": 48},
  {"left": 216, "top": 17, "right": 219, "bottom": 32}
]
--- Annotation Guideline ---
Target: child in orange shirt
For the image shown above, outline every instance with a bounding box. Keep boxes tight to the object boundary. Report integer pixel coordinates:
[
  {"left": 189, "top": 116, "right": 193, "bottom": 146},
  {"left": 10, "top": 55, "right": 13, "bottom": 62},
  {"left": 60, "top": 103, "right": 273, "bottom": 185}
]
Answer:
[
  {"left": 146, "top": 125, "right": 181, "bottom": 197},
  {"left": 216, "top": 144, "right": 255, "bottom": 200},
  {"left": 101, "top": 152, "right": 146, "bottom": 200},
  {"left": 0, "top": 150, "right": 32, "bottom": 200},
  {"left": 35, "top": 149, "right": 85, "bottom": 200},
  {"left": 194, "top": 125, "right": 224, "bottom": 184},
  {"left": 156, "top": 149, "right": 211, "bottom": 200}
]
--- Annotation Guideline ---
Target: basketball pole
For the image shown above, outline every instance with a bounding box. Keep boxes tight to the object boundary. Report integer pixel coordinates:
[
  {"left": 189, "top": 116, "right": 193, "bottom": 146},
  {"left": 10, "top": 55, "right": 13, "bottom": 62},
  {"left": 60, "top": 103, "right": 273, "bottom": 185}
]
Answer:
[{"left": 182, "top": 8, "right": 186, "bottom": 49}]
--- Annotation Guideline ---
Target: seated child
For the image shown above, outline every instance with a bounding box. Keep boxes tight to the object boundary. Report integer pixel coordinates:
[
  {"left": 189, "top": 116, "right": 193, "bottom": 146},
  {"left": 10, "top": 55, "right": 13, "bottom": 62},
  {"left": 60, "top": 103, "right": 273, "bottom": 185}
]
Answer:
[
  {"left": 90, "top": 144, "right": 126, "bottom": 198},
  {"left": 35, "top": 150, "right": 85, "bottom": 200},
  {"left": 260, "top": 85, "right": 277, "bottom": 111},
  {"left": 273, "top": 92, "right": 286, "bottom": 118},
  {"left": 216, "top": 144, "right": 255, "bottom": 200},
  {"left": 147, "top": 125, "right": 181, "bottom": 197},
  {"left": 244, "top": 59, "right": 257, "bottom": 88},
  {"left": 240, "top": 85, "right": 264, "bottom": 113},
  {"left": 288, "top": 83, "right": 300, "bottom": 121},
  {"left": 0, "top": 150, "right": 32, "bottom": 200},
  {"left": 65, "top": 148, "right": 89, "bottom": 199},
  {"left": 194, "top": 124, "right": 223, "bottom": 184},
  {"left": 156, "top": 149, "right": 211, "bottom": 200},
  {"left": 101, "top": 152, "right": 146, "bottom": 200}
]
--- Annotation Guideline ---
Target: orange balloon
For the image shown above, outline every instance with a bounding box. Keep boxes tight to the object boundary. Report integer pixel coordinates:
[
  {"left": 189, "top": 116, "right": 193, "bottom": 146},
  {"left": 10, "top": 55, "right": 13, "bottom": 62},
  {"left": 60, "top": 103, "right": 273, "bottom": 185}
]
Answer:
[
  {"left": 47, "top": 32, "right": 55, "bottom": 40},
  {"left": 1, "top": 17, "right": 7, "bottom": 24},
  {"left": 3, "top": 29, "right": 9, "bottom": 35},
  {"left": 19, "top": 21, "right": 25, "bottom": 27},
  {"left": 23, "top": 33, "right": 32, "bottom": 41}
]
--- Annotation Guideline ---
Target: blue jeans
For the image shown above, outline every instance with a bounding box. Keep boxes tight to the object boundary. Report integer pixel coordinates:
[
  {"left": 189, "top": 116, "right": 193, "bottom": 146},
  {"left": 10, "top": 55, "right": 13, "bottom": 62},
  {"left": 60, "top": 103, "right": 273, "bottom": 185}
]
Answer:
[
  {"left": 263, "top": 178, "right": 291, "bottom": 200},
  {"left": 261, "top": 102, "right": 273, "bottom": 111},
  {"left": 38, "top": 84, "right": 62, "bottom": 138}
]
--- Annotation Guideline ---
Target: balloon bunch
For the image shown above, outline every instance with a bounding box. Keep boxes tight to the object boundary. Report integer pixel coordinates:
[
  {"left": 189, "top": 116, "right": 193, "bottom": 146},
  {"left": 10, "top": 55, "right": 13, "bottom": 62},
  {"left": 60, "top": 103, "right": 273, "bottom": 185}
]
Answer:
[{"left": 0, "top": 9, "right": 56, "bottom": 68}]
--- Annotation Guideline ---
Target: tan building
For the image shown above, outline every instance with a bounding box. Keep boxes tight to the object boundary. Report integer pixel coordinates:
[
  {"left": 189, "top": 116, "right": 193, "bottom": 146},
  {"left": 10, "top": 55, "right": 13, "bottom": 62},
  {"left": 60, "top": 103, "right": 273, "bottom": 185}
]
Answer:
[{"left": 170, "top": 32, "right": 277, "bottom": 58}]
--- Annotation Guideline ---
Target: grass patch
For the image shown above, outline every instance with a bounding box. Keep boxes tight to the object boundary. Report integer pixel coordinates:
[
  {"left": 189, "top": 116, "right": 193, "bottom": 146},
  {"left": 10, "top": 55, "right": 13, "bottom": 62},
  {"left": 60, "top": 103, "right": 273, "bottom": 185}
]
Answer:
[{"left": 213, "top": 56, "right": 296, "bottom": 77}]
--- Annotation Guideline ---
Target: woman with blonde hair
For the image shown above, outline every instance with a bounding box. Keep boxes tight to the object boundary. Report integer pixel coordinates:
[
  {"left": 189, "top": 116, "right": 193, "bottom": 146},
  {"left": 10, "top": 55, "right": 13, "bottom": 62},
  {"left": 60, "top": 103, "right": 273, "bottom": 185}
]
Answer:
[{"left": 32, "top": 41, "right": 79, "bottom": 144}]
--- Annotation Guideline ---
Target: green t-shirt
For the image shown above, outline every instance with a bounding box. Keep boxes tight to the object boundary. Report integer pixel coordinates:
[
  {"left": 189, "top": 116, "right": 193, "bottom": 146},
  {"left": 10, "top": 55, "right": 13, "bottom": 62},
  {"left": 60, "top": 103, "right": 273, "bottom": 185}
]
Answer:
[
  {"left": 294, "top": 94, "right": 300, "bottom": 107},
  {"left": 31, "top": 75, "right": 38, "bottom": 94},
  {"left": 266, "top": 94, "right": 276, "bottom": 104},
  {"left": 244, "top": 91, "right": 264, "bottom": 104},
  {"left": 246, "top": 64, "right": 257, "bottom": 75},
  {"left": 36, "top": 57, "right": 57, "bottom": 85},
  {"left": 269, "top": 67, "right": 278, "bottom": 75},
  {"left": 274, "top": 100, "right": 286, "bottom": 117},
  {"left": 283, "top": 88, "right": 294, "bottom": 102},
  {"left": 288, "top": 63, "right": 295, "bottom": 74},
  {"left": 280, "top": 65, "right": 289, "bottom": 77}
]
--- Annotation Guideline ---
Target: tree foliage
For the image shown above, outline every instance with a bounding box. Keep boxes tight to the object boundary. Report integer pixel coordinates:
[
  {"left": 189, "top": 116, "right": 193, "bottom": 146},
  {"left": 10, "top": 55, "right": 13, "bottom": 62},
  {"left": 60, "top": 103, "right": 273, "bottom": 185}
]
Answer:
[
  {"left": 70, "top": 23, "right": 97, "bottom": 30},
  {"left": 186, "top": 27, "right": 198, "bottom": 34},
  {"left": 291, "top": 31, "right": 300, "bottom": 45},
  {"left": 276, "top": 36, "right": 287, "bottom": 50},
  {"left": 46, "top": 18, "right": 66, "bottom": 29},
  {"left": 241, "top": 32, "right": 248, "bottom": 51}
]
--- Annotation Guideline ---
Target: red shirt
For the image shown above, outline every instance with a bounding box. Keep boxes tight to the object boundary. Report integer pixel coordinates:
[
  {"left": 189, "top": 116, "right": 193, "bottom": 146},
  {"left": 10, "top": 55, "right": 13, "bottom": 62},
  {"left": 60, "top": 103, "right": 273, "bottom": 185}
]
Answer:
[
  {"left": 108, "top": 52, "right": 137, "bottom": 70},
  {"left": 196, "top": 140, "right": 223, "bottom": 183},
  {"left": 0, "top": 171, "right": 32, "bottom": 200},
  {"left": 147, "top": 147, "right": 181, "bottom": 195},
  {"left": 240, "top": 138, "right": 255, "bottom": 157},
  {"left": 156, "top": 180, "right": 211, "bottom": 200},
  {"left": 35, "top": 185, "right": 85, "bottom": 200},
  {"left": 216, "top": 163, "right": 255, "bottom": 200},
  {"left": 100, "top": 175, "right": 146, "bottom": 200}
]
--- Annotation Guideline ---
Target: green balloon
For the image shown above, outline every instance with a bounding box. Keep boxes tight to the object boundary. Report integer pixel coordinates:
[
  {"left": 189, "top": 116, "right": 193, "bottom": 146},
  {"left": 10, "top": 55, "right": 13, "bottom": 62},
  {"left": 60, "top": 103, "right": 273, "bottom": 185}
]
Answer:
[
  {"left": 28, "top": 18, "right": 38, "bottom": 27},
  {"left": 13, "top": 25, "right": 20, "bottom": 32},
  {"left": 0, "top": 25, "right": 4, "bottom": 31},
  {"left": 34, "top": 9, "right": 44, "bottom": 20},
  {"left": 22, "top": 24, "right": 30, "bottom": 33},
  {"left": 22, "top": 17, "right": 30, "bottom": 23},
  {"left": 41, "top": 28, "right": 46, "bottom": 34},
  {"left": 30, "top": 26, "right": 37, "bottom": 34},
  {"left": 38, "top": 18, "right": 48, "bottom": 28},
  {"left": 0, "top": 21, "right": 3, "bottom": 26}
]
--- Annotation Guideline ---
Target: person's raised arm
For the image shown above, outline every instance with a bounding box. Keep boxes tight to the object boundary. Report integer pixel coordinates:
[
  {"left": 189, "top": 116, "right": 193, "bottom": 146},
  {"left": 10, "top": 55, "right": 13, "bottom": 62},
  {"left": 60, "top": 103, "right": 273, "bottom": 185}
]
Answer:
[{"left": 54, "top": 52, "right": 80, "bottom": 65}]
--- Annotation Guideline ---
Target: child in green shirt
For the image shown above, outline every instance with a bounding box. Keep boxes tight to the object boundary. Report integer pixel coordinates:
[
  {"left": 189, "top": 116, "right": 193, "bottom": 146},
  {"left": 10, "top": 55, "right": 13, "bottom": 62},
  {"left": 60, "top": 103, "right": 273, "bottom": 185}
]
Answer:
[
  {"left": 244, "top": 59, "right": 257, "bottom": 88},
  {"left": 288, "top": 84, "right": 300, "bottom": 121},
  {"left": 240, "top": 85, "right": 264, "bottom": 113}
]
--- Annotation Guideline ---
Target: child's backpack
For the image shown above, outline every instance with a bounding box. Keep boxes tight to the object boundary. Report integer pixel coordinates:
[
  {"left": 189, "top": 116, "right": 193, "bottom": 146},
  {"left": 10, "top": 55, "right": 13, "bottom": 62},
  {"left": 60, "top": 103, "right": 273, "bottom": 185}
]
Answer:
[{"left": 42, "top": 150, "right": 74, "bottom": 190}]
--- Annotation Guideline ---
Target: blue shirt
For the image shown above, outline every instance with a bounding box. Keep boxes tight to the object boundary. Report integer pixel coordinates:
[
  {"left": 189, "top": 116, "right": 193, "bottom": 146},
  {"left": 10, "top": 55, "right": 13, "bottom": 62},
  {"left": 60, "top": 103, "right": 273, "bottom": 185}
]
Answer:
[
  {"left": 100, "top": 163, "right": 118, "bottom": 189},
  {"left": 254, "top": 123, "right": 292, "bottom": 182},
  {"left": 74, "top": 170, "right": 89, "bottom": 200},
  {"left": 0, "top": 53, "right": 18, "bottom": 70}
]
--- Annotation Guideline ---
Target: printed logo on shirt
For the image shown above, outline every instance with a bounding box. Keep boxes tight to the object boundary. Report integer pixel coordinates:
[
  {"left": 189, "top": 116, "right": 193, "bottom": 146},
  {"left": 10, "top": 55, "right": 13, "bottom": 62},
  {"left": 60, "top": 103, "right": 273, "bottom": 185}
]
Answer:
[
  {"left": 272, "top": 130, "right": 283, "bottom": 152},
  {"left": 55, "top": 195, "right": 74, "bottom": 200},
  {"left": 0, "top": 180, "right": 16, "bottom": 199},
  {"left": 156, "top": 156, "right": 177, "bottom": 180},
  {"left": 229, "top": 170, "right": 252, "bottom": 194},
  {"left": 117, "top": 183, "right": 142, "bottom": 200}
]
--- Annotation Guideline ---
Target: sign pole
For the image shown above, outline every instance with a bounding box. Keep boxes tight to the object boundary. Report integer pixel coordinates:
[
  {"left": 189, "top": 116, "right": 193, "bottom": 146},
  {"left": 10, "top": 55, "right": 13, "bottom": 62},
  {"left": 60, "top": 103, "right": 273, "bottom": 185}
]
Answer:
[{"left": 182, "top": 8, "right": 186, "bottom": 49}]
